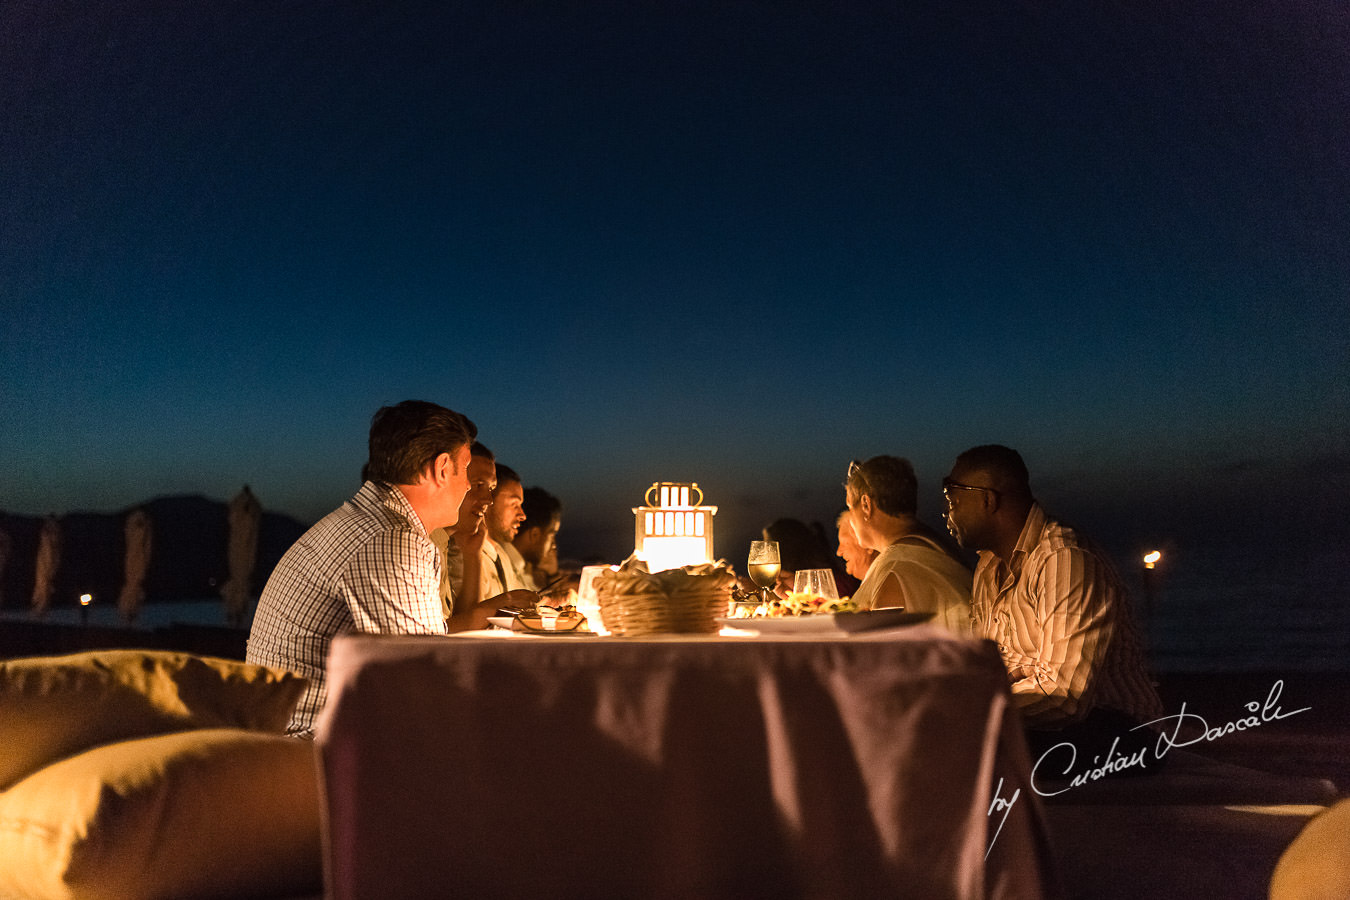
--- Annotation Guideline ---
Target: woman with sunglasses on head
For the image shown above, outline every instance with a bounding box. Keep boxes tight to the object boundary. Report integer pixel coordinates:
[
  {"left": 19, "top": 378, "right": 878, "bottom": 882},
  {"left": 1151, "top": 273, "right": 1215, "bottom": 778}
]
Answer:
[{"left": 843, "top": 456, "right": 975, "bottom": 636}]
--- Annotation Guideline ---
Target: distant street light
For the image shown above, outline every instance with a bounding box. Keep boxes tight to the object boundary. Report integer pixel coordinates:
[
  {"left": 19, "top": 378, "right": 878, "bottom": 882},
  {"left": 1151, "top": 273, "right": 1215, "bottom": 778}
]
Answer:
[
  {"left": 79, "top": 593, "right": 93, "bottom": 627},
  {"left": 1140, "top": 551, "right": 1162, "bottom": 645}
]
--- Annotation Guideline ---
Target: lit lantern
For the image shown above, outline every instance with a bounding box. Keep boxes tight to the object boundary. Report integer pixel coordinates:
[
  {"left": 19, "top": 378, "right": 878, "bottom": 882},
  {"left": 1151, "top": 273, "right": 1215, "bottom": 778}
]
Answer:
[
  {"left": 633, "top": 482, "right": 717, "bottom": 573},
  {"left": 1143, "top": 550, "right": 1162, "bottom": 570}
]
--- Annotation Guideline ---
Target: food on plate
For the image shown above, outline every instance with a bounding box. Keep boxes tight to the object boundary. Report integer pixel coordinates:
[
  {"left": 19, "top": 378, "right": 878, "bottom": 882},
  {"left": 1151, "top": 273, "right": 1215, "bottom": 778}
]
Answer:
[{"left": 760, "top": 592, "right": 858, "bottom": 618}]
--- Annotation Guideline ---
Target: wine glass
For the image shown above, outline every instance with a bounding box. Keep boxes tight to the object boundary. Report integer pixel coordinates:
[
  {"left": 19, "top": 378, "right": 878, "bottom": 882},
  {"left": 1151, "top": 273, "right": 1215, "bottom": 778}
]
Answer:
[
  {"left": 792, "top": 569, "right": 839, "bottom": 608},
  {"left": 747, "top": 541, "right": 781, "bottom": 606}
]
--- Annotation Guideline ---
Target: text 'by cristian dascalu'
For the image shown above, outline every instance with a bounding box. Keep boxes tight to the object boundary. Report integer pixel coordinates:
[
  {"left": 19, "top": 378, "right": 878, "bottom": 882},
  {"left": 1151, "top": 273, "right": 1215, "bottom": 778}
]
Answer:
[{"left": 984, "top": 679, "right": 1311, "bottom": 858}]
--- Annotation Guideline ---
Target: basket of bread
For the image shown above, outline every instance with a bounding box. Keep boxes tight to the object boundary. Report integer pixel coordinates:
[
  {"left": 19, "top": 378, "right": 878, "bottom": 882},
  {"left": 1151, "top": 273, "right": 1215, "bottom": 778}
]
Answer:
[{"left": 595, "top": 558, "right": 736, "bottom": 636}]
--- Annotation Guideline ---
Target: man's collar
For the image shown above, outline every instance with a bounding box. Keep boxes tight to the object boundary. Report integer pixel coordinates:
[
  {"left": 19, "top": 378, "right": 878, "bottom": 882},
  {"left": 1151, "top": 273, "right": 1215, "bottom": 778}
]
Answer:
[
  {"left": 500, "top": 541, "right": 527, "bottom": 567},
  {"left": 1008, "top": 502, "right": 1047, "bottom": 569},
  {"left": 975, "top": 502, "right": 1045, "bottom": 573},
  {"left": 383, "top": 482, "right": 430, "bottom": 537}
]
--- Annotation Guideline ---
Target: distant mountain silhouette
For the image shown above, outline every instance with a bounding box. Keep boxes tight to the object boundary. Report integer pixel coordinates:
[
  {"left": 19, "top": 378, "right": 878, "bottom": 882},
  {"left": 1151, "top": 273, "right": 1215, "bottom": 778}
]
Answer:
[{"left": 0, "top": 496, "right": 309, "bottom": 615}]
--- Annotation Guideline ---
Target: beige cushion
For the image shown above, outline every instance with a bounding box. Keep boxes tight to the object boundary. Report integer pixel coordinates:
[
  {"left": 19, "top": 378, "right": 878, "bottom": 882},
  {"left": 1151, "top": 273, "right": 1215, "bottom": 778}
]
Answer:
[
  {"left": 0, "top": 728, "right": 322, "bottom": 900},
  {"left": 0, "top": 649, "right": 306, "bottom": 790},
  {"left": 1270, "top": 798, "right": 1350, "bottom": 900}
]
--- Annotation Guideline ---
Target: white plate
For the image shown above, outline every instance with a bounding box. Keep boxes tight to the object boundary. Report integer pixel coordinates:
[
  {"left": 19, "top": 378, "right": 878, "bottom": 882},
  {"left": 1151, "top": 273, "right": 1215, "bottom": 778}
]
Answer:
[
  {"left": 484, "top": 614, "right": 595, "bottom": 636},
  {"left": 716, "top": 609, "right": 934, "bottom": 634},
  {"left": 717, "top": 615, "right": 840, "bottom": 634}
]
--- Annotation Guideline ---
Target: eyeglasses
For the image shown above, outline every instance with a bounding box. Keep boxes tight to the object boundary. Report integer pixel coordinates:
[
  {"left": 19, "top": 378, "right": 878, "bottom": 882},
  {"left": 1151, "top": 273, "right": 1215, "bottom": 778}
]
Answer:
[
  {"left": 843, "top": 460, "right": 869, "bottom": 509},
  {"left": 942, "top": 477, "right": 998, "bottom": 504}
]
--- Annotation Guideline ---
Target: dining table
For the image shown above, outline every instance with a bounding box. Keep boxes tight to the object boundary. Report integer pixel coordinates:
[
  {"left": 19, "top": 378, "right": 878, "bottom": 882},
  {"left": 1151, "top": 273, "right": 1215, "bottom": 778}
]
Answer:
[{"left": 314, "top": 621, "right": 1059, "bottom": 899}]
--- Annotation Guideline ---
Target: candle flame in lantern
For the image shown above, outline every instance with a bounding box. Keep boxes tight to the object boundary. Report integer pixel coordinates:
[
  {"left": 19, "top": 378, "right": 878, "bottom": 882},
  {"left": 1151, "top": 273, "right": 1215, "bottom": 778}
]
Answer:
[{"left": 635, "top": 482, "right": 716, "bottom": 572}]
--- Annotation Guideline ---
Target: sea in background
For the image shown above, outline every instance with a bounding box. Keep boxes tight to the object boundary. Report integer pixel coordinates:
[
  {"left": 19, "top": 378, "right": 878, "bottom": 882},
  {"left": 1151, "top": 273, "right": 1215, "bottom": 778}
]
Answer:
[
  {"left": 0, "top": 599, "right": 259, "bottom": 633},
  {"left": 3, "top": 539, "right": 1346, "bottom": 673},
  {"left": 1114, "top": 541, "right": 1350, "bottom": 673}
]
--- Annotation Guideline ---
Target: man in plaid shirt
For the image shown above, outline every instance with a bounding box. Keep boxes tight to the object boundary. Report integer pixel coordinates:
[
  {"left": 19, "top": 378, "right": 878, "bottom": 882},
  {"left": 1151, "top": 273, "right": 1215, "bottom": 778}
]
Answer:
[{"left": 247, "top": 400, "right": 479, "bottom": 738}]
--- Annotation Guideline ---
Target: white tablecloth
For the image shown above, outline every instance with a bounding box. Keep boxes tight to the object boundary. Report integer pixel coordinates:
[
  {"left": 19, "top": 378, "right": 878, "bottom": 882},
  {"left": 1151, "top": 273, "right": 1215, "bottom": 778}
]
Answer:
[{"left": 316, "top": 626, "right": 1057, "bottom": 899}]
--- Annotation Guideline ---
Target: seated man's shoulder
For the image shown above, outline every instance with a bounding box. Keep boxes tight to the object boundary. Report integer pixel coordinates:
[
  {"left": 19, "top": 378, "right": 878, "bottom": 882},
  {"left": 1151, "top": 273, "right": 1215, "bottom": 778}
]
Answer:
[
  {"left": 1026, "top": 525, "right": 1125, "bottom": 615},
  {"left": 892, "top": 555, "right": 972, "bottom": 593},
  {"left": 1033, "top": 516, "right": 1111, "bottom": 565},
  {"left": 1030, "top": 537, "right": 1113, "bottom": 583},
  {"left": 349, "top": 522, "right": 434, "bottom": 563},
  {"left": 299, "top": 508, "right": 418, "bottom": 563},
  {"left": 1036, "top": 512, "right": 1082, "bottom": 545}
]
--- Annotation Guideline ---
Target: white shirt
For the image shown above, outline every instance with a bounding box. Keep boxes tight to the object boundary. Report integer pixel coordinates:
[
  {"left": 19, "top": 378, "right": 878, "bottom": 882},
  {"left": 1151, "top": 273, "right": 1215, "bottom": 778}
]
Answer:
[
  {"left": 499, "top": 540, "right": 539, "bottom": 590},
  {"left": 851, "top": 535, "right": 974, "bottom": 636},
  {"left": 482, "top": 538, "right": 532, "bottom": 597}
]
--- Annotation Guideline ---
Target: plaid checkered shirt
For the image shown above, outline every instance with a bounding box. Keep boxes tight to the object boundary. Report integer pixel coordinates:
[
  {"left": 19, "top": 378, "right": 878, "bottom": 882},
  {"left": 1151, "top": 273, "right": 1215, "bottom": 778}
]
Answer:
[{"left": 246, "top": 480, "right": 447, "bottom": 737}]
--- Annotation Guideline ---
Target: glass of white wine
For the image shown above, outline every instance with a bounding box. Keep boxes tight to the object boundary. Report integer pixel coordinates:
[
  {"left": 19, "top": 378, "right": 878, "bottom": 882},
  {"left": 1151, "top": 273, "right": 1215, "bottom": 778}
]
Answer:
[{"left": 747, "top": 541, "right": 781, "bottom": 607}]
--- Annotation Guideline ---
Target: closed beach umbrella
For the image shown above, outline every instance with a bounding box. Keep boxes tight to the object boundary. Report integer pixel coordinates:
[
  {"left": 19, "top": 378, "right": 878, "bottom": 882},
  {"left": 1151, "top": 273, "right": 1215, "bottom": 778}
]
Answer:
[
  {"left": 0, "top": 527, "right": 10, "bottom": 608},
  {"left": 222, "top": 486, "right": 261, "bottom": 627},
  {"left": 31, "top": 515, "right": 61, "bottom": 617},
  {"left": 118, "top": 508, "right": 153, "bottom": 624}
]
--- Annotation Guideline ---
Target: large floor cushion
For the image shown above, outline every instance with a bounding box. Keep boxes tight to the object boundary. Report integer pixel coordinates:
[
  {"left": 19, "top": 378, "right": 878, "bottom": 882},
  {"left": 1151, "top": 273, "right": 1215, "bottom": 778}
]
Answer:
[
  {"left": 0, "top": 649, "right": 306, "bottom": 790},
  {"left": 0, "top": 728, "right": 322, "bottom": 900},
  {"left": 1270, "top": 798, "right": 1350, "bottom": 899}
]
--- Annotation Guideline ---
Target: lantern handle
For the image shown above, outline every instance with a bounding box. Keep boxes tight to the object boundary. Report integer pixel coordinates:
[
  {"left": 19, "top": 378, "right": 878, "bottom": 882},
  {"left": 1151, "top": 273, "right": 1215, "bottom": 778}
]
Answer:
[{"left": 644, "top": 482, "right": 705, "bottom": 507}]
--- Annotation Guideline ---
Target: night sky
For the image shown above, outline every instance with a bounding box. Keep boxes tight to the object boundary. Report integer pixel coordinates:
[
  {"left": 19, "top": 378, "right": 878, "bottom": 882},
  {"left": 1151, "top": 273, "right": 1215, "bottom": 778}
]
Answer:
[{"left": 3, "top": 1, "right": 1348, "bottom": 565}]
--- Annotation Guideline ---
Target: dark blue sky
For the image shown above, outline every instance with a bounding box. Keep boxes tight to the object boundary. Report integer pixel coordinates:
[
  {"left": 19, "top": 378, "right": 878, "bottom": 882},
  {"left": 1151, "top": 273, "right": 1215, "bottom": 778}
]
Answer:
[{"left": 3, "top": 1, "right": 1347, "bottom": 563}]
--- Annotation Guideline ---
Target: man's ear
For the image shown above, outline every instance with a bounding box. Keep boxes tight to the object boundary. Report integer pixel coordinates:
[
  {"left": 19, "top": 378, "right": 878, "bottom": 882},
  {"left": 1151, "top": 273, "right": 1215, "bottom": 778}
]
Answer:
[
  {"left": 435, "top": 451, "right": 455, "bottom": 482},
  {"left": 858, "top": 493, "right": 874, "bottom": 518}
]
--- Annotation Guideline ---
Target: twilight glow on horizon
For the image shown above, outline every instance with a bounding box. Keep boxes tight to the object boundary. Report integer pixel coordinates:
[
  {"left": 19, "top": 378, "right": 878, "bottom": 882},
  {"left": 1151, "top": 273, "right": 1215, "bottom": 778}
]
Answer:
[{"left": 2, "top": 2, "right": 1346, "bottom": 565}]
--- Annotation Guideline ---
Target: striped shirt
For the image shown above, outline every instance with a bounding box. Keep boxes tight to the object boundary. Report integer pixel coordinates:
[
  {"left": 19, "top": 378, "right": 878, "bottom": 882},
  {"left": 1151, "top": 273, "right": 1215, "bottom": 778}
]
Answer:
[
  {"left": 972, "top": 503, "right": 1162, "bottom": 727},
  {"left": 246, "top": 481, "right": 447, "bottom": 738}
]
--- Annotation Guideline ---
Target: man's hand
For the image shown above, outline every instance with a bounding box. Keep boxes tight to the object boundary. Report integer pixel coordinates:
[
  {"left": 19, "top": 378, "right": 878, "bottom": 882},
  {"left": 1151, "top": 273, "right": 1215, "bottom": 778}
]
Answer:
[
  {"left": 488, "top": 589, "right": 541, "bottom": 614},
  {"left": 452, "top": 514, "right": 488, "bottom": 556},
  {"left": 536, "top": 572, "right": 577, "bottom": 605},
  {"left": 447, "top": 588, "right": 541, "bottom": 633}
]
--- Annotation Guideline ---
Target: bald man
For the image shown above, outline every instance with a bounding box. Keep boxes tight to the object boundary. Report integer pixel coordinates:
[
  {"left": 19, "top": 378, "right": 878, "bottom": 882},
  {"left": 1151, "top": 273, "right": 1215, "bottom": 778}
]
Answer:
[{"left": 944, "top": 445, "right": 1163, "bottom": 767}]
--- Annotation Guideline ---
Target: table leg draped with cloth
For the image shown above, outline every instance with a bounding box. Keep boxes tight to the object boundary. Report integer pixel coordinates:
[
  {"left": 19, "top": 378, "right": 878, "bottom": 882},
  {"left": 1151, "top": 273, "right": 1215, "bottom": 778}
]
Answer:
[{"left": 315, "top": 628, "right": 1059, "bottom": 899}]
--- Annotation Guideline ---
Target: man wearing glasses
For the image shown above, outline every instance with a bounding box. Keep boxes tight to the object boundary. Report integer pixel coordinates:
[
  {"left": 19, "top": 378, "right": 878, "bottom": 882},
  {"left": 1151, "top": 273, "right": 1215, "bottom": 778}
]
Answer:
[{"left": 943, "top": 445, "right": 1163, "bottom": 765}]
